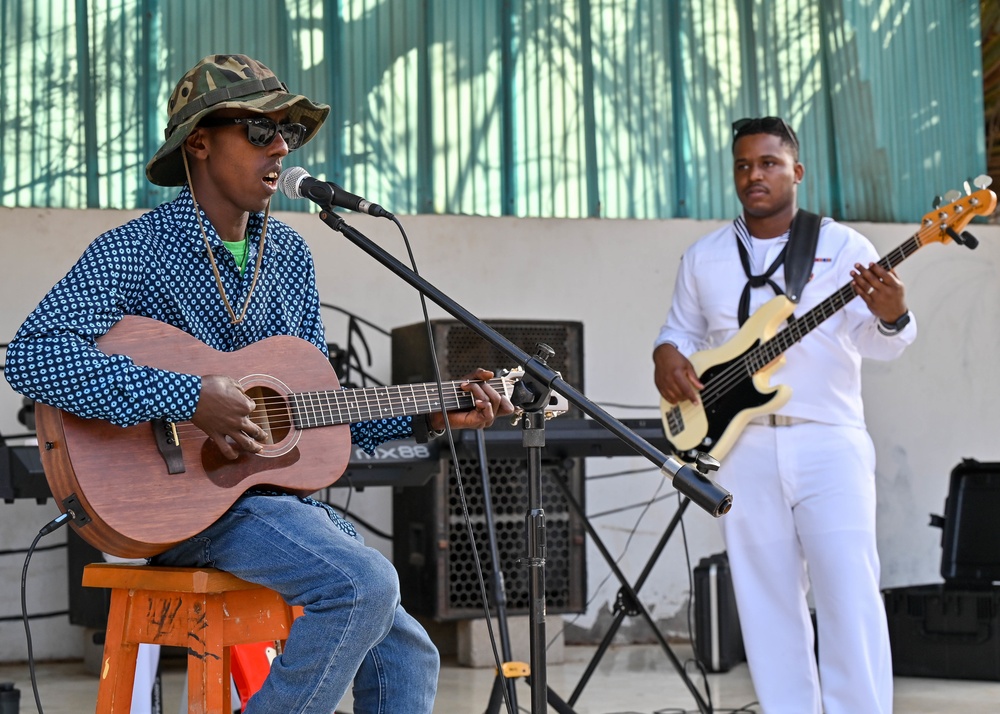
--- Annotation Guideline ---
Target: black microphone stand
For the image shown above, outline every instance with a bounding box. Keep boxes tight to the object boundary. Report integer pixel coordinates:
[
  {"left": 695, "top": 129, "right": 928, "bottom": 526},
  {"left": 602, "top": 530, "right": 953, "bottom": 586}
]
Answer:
[
  {"left": 313, "top": 208, "right": 733, "bottom": 713},
  {"left": 473, "top": 393, "right": 577, "bottom": 714}
]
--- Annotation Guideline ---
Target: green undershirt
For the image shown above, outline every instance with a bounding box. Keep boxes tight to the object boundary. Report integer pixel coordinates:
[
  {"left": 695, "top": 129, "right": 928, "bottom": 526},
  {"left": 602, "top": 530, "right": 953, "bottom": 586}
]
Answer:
[{"left": 221, "top": 236, "right": 249, "bottom": 274}]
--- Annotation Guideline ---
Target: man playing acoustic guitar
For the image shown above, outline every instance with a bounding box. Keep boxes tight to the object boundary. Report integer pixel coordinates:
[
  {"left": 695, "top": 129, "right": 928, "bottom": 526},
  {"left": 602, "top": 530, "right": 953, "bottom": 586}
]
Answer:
[
  {"left": 5, "top": 54, "right": 513, "bottom": 713},
  {"left": 653, "top": 117, "right": 914, "bottom": 713}
]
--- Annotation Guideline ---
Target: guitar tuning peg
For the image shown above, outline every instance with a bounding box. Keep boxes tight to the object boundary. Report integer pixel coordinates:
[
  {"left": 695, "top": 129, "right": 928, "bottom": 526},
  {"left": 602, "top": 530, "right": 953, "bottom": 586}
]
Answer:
[
  {"left": 932, "top": 195, "right": 943, "bottom": 209},
  {"left": 974, "top": 174, "right": 993, "bottom": 190},
  {"left": 943, "top": 189, "right": 962, "bottom": 204},
  {"left": 964, "top": 179, "right": 972, "bottom": 195}
]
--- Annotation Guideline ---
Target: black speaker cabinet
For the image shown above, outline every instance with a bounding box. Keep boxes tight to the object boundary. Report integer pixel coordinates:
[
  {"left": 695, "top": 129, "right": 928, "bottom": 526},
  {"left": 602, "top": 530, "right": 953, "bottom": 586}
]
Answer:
[
  {"left": 390, "top": 319, "right": 584, "bottom": 417},
  {"left": 393, "top": 453, "right": 586, "bottom": 619},
  {"left": 391, "top": 319, "right": 587, "bottom": 620}
]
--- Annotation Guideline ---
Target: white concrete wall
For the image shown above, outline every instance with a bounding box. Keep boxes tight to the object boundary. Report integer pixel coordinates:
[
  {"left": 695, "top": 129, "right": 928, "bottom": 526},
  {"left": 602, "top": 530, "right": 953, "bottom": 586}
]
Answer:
[{"left": 1, "top": 205, "right": 998, "bottom": 660}]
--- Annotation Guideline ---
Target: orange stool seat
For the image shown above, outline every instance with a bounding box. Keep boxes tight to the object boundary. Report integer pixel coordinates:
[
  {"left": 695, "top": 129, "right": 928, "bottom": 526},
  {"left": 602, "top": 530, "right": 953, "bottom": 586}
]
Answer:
[{"left": 83, "top": 563, "right": 301, "bottom": 714}]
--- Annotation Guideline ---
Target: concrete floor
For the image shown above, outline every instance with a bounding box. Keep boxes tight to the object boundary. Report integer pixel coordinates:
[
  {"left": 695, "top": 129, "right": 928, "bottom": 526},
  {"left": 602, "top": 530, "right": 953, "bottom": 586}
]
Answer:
[{"left": 2, "top": 642, "right": 1000, "bottom": 713}]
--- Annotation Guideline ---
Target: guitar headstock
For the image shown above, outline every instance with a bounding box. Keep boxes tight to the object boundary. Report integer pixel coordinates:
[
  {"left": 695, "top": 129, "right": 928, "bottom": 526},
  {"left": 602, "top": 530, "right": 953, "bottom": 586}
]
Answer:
[
  {"left": 500, "top": 368, "right": 570, "bottom": 421},
  {"left": 921, "top": 175, "right": 997, "bottom": 248}
]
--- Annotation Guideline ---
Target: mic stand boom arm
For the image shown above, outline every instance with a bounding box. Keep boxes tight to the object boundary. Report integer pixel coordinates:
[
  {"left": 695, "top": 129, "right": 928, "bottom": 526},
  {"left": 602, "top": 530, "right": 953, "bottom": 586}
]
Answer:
[{"left": 316, "top": 210, "right": 733, "bottom": 517}]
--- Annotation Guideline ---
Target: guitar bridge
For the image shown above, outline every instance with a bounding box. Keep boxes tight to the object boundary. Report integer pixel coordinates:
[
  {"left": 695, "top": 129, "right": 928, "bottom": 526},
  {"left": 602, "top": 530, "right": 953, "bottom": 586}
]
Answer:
[{"left": 152, "top": 419, "right": 186, "bottom": 474}]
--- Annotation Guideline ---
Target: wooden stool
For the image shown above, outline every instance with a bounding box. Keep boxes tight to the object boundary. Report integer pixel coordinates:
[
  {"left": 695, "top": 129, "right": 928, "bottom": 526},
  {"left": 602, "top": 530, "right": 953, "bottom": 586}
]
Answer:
[{"left": 83, "top": 563, "right": 301, "bottom": 714}]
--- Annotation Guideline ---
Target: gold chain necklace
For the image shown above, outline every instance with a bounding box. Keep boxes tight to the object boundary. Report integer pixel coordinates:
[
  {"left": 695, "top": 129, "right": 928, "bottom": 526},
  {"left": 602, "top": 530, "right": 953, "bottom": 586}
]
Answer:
[{"left": 183, "top": 151, "right": 267, "bottom": 325}]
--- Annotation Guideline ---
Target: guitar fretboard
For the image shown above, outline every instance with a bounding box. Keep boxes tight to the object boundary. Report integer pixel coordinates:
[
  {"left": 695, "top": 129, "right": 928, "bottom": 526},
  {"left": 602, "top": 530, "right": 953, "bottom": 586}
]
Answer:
[
  {"left": 744, "top": 233, "right": 923, "bottom": 373},
  {"left": 290, "top": 377, "right": 506, "bottom": 428}
]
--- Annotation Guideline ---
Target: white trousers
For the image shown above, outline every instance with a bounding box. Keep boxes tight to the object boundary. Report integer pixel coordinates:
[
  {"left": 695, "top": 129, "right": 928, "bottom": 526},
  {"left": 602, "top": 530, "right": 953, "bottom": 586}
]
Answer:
[{"left": 715, "top": 422, "right": 893, "bottom": 714}]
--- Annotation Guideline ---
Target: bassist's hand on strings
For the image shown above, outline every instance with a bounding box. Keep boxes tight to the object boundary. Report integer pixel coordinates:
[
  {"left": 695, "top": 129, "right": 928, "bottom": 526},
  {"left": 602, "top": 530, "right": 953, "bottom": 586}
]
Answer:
[
  {"left": 851, "top": 262, "right": 909, "bottom": 324},
  {"left": 192, "top": 374, "right": 265, "bottom": 459},
  {"left": 653, "top": 343, "right": 704, "bottom": 405}
]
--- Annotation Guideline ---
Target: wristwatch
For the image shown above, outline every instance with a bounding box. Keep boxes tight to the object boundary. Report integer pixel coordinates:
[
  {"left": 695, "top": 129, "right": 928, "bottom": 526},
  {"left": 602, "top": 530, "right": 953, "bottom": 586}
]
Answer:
[
  {"left": 412, "top": 414, "right": 446, "bottom": 443},
  {"left": 878, "top": 311, "right": 911, "bottom": 335}
]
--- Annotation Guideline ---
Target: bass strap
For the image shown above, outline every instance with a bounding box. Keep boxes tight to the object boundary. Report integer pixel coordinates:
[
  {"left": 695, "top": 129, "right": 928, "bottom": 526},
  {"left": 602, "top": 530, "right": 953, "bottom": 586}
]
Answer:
[
  {"left": 735, "top": 209, "right": 822, "bottom": 326},
  {"left": 783, "top": 209, "right": 822, "bottom": 304}
]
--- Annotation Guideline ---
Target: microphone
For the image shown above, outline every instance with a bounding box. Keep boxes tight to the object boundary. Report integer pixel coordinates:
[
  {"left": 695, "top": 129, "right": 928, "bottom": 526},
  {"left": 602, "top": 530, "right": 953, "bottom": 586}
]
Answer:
[{"left": 278, "top": 167, "right": 393, "bottom": 219}]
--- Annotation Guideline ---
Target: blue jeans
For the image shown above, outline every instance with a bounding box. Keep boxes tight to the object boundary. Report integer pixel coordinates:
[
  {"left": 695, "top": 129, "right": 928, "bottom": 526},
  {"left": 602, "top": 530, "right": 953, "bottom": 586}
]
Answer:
[{"left": 151, "top": 493, "right": 439, "bottom": 713}]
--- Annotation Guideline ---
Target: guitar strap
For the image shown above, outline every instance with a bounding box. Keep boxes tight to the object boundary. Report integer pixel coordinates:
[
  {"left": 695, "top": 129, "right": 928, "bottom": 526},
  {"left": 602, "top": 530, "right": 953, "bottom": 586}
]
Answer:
[{"left": 735, "top": 209, "right": 822, "bottom": 326}]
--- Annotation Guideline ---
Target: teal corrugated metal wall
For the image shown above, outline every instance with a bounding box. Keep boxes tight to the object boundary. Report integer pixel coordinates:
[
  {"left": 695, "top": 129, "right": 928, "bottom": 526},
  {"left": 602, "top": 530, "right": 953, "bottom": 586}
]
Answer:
[{"left": 0, "top": 0, "right": 987, "bottom": 221}]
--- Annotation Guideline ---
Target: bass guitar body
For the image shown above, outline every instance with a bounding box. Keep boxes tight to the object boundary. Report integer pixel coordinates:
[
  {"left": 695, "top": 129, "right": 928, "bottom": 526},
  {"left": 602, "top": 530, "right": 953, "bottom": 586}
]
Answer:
[{"left": 661, "top": 295, "right": 795, "bottom": 462}]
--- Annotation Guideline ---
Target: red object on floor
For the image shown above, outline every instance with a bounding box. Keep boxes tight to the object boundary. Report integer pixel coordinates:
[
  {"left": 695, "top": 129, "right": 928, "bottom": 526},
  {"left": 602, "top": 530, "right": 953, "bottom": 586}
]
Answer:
[{"left": 231, "top": 641, "right": 281, "bottom": 711}]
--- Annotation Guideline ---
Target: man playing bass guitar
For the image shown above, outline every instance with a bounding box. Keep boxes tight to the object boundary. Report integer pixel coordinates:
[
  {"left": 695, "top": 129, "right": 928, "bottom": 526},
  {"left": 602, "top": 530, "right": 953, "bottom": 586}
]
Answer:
[{"left": 653, "top": 117, "right": 914, "bottom": 714}]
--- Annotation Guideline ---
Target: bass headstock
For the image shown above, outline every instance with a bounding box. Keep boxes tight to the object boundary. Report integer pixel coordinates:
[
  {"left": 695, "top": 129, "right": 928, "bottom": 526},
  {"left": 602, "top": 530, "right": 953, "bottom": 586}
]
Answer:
[{"left": 922, "top": 175, "right": 997, "bottom": 249}]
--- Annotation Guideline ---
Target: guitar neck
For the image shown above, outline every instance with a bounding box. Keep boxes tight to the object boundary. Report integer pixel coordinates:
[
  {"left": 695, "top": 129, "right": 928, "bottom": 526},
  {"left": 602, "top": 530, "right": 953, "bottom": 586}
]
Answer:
[
  {"left": 291, "top": 377, "right": 504, "bottom": 428},
  {"left": 749, "top": 232, "right": 924, "bottom": 370}
]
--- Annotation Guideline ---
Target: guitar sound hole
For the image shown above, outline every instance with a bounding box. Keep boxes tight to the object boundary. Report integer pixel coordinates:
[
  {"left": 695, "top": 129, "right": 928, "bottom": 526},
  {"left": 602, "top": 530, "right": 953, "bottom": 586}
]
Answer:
[{"left": 245, "top": 386, "right": 291, "bottom": 444}]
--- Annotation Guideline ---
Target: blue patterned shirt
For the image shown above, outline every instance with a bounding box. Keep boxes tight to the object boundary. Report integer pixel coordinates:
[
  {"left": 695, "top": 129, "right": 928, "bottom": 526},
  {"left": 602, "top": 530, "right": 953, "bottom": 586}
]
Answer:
[{"left": 4, "top": 186, "right": 412, "bottom": 453}]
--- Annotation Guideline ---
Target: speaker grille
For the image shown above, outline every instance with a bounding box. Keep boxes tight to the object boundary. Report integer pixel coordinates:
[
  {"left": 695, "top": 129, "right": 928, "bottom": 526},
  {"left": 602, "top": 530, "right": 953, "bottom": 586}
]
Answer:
[
  {"left": 446, "top": 456, "right": 584, "bottom": 616},
  {"left": 391, "top": 320, "right": 586, "bottom": 620},
  {"left": 391, "top": 320, "right": 583, "bottom": 416},
  {"left": 394, "top": 454, "right": 585, "bottom": 619}
]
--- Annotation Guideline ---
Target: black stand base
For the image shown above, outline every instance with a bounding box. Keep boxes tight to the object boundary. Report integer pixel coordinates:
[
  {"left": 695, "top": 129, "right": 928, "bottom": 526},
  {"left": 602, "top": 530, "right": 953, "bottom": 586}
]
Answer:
[
  {"left": 557, "top": 488, "right": 712, "bottom": 714},
  {"left": 474, "top": 404, "right": 580, "bottom": 714}
]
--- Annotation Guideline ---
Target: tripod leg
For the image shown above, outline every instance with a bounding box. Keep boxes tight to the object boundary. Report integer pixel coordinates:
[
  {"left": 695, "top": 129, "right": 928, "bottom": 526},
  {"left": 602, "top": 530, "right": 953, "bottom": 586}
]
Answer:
[
  {"left": 552, "top": 476, "right": 711, "bottom": 714},
  {"left": 567, "top": 607, "right": 629, "bottom": 705},
  {"left": 486, "top": 676, "right": 509, "bottom": 714}
]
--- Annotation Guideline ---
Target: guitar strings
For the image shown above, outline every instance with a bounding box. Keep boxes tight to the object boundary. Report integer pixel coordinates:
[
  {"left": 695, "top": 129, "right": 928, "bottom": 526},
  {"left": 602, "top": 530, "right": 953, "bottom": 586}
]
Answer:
[
  {"left": 167, "top": 386, "right": 479, "bottom": 433},
  {"left": 686, "top": 232, "right": 923, "bottom": 414},
  {"left": 165, "top": 377, "right": 509, "bottom": 437},
  {"left": 667, "top": 215, "right": 945, "bottom": 429}
]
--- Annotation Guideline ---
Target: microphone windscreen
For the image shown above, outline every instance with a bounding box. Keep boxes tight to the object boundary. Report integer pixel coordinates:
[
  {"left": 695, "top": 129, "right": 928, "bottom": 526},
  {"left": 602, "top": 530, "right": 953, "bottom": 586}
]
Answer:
[{"left": 277, "top": 166, "right": 309, "bottom": 200}]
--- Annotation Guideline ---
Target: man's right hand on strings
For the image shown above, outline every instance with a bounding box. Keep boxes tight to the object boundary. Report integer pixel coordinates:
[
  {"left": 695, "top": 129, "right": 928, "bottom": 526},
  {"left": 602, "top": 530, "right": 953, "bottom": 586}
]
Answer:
[
  {"left": 653, "top": 343, "right": 704, "bottom": 406},
  {"left": 192, "top": 374, "right": 266, "bottom": 459}
]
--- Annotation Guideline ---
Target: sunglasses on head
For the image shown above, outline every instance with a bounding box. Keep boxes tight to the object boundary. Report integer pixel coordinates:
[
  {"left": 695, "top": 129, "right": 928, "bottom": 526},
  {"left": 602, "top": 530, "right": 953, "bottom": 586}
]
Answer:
[
  {"left": 198, "top": 116, "right": 307, "bottom": 151},
  {"left": 731, "top": 116, "right": 798, "bottom": 149}
]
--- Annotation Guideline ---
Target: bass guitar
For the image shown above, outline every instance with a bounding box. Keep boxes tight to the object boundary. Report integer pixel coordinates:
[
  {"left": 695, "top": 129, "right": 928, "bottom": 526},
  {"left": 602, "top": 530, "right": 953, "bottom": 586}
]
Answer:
[
  {"left": 35, "top": 316, "right": 562, "bottom": 558},
  {"left": 660, "top": 178, "right": 997, "bottom": 463}
]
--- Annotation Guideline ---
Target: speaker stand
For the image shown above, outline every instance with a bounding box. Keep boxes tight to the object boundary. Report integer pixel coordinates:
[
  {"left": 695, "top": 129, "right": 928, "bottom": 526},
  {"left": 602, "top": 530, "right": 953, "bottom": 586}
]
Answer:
[{"left": 552, "top": 491, "right": 711, "bottom": 713}]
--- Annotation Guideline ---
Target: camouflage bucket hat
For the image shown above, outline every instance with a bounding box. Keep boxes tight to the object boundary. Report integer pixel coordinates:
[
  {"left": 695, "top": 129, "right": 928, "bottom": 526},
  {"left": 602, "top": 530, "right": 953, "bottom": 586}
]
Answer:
[{"left": 146, "top": 54, "right": 330, "bottom": 186}]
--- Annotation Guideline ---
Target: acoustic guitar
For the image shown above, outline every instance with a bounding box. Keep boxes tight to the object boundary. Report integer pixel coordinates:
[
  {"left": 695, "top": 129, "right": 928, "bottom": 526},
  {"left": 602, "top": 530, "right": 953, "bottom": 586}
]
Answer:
[
  {"left": 35, "top": 316, "right": 556, "bottom": 558},
  {"left": 660, "top": 179, "right": 997, "bottom": 463}
]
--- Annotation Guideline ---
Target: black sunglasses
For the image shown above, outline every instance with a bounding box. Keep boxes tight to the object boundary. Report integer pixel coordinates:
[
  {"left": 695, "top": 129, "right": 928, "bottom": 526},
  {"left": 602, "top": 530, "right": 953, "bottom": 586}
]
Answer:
[
  {"left": 198, "top": 116, "right": 308, "bottom": 151},
  {"left": 732, "top": 116, "right": 798, "bottom": 149}
]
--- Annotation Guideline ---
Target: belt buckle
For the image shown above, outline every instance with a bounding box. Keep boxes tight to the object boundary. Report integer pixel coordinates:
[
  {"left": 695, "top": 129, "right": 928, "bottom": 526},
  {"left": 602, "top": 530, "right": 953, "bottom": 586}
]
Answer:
[{"left": 769, "top": 414, "right": 794, "bottom": 427}]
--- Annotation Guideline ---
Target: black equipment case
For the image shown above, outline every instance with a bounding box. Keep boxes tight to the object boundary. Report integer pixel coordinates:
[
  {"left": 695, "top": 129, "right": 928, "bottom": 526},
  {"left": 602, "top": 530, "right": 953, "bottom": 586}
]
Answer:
[
  {"left": 933, "top": 458, "right": 1000, "bottom": 584},
  {"left": 883, "top": 583, "right": 1000, "bottom": 680},
  {"left": 884, "top": 459, "right": 1000, "bottom": 680},
  {"left": 693, "top": 552, "right": 745, "bottom": 673}
]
